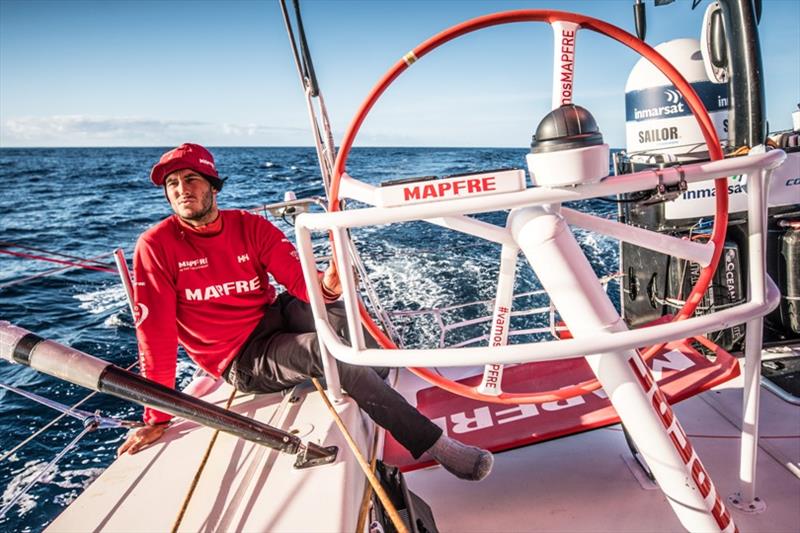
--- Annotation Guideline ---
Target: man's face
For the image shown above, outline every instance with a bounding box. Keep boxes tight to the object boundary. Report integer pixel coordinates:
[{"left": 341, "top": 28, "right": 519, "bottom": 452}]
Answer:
[{"left": 164, "top": 169, "right": 218, "bottom": 226}]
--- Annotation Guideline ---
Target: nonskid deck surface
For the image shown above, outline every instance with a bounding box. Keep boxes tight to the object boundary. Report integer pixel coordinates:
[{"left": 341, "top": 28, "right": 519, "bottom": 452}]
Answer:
[
  {"left": 45, "top": 357, "right": 799, "bottom": 532},
  {"left": 46, "top": 381, "right": 374, "bottom": 533},
  {"left": 394, "top": 363, "right": 800, "bottom": 532}
]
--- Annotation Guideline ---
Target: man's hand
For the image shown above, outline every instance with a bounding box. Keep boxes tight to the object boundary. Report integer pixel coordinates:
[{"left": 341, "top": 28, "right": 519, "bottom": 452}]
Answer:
[
  {"left": 117, "top": 423, "right": 168, "bottom": 456},
  {"left": 321, "top": 262, "right": 342, "bottom": 299}
]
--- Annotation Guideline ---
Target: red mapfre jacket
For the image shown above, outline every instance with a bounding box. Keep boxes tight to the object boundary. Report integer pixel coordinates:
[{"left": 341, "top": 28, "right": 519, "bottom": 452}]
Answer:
[{"left": 133, "top": 209, "right": 311, "bottom": 424}]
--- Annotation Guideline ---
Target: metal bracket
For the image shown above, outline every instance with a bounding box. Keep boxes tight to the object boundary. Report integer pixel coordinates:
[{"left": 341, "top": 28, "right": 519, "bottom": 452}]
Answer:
[
  {"left": 293, "top": 441, "right": 338, "bottom": 469},
  {"left": 643, "top": 165, "right": 688, "bottom": 205},
  {"left": 727, "top": 492, "right": 767, "bottom": 514}
]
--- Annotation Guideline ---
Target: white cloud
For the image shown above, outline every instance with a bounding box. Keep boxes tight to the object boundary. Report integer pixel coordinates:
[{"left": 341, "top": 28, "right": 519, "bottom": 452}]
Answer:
[{"left": 0, "top": 115, "right": 311, "bottom": 147}]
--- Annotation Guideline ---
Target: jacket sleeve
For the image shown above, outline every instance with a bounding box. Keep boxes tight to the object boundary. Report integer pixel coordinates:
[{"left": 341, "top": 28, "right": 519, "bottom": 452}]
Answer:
[
  {"left": 133, "top": 234, "right": 178, "bottom": 425},
  {"left": 254, "top": 216, "right": 314, "bottom": 303}
]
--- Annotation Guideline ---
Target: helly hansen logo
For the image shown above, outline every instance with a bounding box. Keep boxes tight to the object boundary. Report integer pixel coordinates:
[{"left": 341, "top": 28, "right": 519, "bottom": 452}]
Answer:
[
  {"left": 237, "top": 253, "right": 250, "bottom": 263},
  {"left": 178, "top": 257, "right": 209, "bottom": 271},
  {"left": 185, "top": 276, "right": 261, "bottom": 301}
]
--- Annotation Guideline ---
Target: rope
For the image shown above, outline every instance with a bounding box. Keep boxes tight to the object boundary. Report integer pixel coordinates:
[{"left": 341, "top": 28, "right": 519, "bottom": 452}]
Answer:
[
  {"left": 0, "top": 419, "right": 98, "bottom": 519},
  {"left": 171, "top": 386, "right": 238, "bottom": 533},
  {"left": 0, "top": 361, "right": 138, "bottom": 463},
  {"left": 311, "top": 378, "right": 408, "bottom": 533},
  {"left": 0, "top": 241, "right": 115, "bottom": 267},
  {"left": 355, "top": 426, "right": 382, "bottom": 532},
  {"left": 0, "top": 263, "right": 81, "bottom": 290},
  {"left": 0, "top": 248, "right": 116, "bottom": 273}
]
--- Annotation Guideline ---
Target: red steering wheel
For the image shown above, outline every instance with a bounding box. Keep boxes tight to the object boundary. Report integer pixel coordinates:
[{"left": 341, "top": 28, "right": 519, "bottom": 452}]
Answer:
[{"left": 329, "top": 9, "right": 728, "bottom": 404}]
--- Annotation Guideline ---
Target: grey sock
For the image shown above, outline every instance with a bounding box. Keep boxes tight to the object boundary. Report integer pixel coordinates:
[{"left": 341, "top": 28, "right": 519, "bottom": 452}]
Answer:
[{"left": 427, "top": 434, "right": 494, "bottom": 481}]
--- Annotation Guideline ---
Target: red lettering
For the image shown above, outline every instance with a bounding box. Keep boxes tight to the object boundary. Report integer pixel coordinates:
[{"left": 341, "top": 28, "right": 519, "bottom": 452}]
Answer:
[
  {"left": 711, "top": 495, "right": 732, "bottom": 530},
  {"left": 628, "top": 357, "right": 655, "bottom": 392},
  {"left": 403, "top": 186, "right": 420, "bottom": 201},
  {"left": 690, "top": 458, "right": 712, "bottom": 499},
  {"left": 652, "top": 389, "right": 674, "bottom": 429},
  {"left": 437, "top": 181, "right": 452, "bottom": 197},
  {"left": 422, "top": 184, "right": 436, "bottom": 199},
  {"left": 452, "top": 180, "right": 466, "bottom": 195},
  {"left": 466, "top": 179, "right": 481, "bottom": 193},
  {"left": 482, "top": 176, "right": 496, "bottom": 192},
  {"left": 668, "top": 426, "right": 693, "bottom": 464}
]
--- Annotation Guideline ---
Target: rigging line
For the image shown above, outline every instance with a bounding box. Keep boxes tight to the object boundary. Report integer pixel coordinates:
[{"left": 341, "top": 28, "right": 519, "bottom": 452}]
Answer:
[
  {"left": 0, "top": 249, "right": 116, "bottom": 273},
  {"left": 0, "top": 241, "right": 116, "bottom": 267},
  {"left": 355, "top": 425, "right": 382, "bottom": 533},
  {"left": 0, "top": 264, "right": 76, "bottom": 290},
  {"left": 279, "top": 0, "right": 307, "bottom": 91},
  {"left": 171, "top": 386, "right": 238, "bottom": 533},
  {"left": 292, "top": 0, "right": 320, "bottom": 97},
  {"left": 311, "top": 378, "right": 409, "bottom": 533},
  {"left": 0, "top": 251, "right": 118, "bottom": 290},
  {"left": 0, "top": 361, "right": 139, "bottom": 464},
  {"left": 0, "top": 382, "right": 139, "bottom": 430},
  {"left": 0, "top": 418, "right": 98, "bottom": 519}
]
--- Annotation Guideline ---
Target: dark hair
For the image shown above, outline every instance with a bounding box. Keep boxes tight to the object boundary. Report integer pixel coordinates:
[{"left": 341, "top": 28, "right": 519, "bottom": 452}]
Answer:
[
  {"left": 202, "top": 174, "right": 226, "bottom": 192},
  {"left": 163, "top": 173, "right": 225, "bottom": 192}
]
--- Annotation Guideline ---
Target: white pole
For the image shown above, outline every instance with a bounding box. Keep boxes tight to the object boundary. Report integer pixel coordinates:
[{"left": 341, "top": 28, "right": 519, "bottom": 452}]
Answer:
[
  {"left": 477, "top": 243, "right": 519, "bottom": 395},
  {"left": 113, "top": 248, "right": 136, "bottom": 318},
  {"left": 509, "top": 206, "right": 736, "bottom": 533},
  {"left": 294, "top": 224, "right": 343, "bottom": 401},
  {"left": 732, "top": 162, "right": 772, "bottom": 512}
]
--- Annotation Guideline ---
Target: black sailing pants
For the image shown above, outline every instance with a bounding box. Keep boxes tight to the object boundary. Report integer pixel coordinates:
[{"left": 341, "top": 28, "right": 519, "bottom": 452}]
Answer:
[{"left": 223, "top": 292, "right": 442, "bottom": 458}]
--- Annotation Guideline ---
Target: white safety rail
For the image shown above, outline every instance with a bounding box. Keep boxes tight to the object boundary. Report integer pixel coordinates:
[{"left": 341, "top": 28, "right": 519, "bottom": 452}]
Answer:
[
  {"left": 296, "top": 150, "right": 784, "bottom": 369},
  {"left": 387, "top": 274, "right": 622, "bottom": 350},
  {"left": 296, "top": 148, "right": 785, "bottom": 531}
]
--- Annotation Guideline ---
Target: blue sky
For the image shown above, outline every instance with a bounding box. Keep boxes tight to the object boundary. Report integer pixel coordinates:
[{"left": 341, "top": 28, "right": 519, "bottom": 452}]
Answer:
[{"left": 1, "top": 0, "right": 798, "bottom": 148}]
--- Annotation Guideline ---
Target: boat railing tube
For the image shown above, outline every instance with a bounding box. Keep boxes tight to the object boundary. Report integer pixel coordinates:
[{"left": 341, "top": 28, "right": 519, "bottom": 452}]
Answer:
[{"left": 0, "top": 322, "right": 336, "bottom": 464}]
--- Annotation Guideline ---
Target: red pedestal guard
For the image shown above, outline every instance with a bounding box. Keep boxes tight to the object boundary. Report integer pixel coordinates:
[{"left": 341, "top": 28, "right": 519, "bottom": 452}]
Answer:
[
  {"left": 383, "top": 333, "right": 740, "bottom": 471},
  {"left": 329, "top": 10, "right": 729, "bottom": 404}
]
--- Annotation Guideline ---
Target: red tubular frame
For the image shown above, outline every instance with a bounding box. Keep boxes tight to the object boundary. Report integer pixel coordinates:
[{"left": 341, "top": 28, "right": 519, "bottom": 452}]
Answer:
[{"left": 329, "top": 10, "right": 728, "bottom": 404}]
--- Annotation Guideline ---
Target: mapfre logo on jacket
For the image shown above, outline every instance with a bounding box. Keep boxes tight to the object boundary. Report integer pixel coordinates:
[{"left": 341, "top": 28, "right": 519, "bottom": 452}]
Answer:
[{"left": 185, "top": 276, "right": 262, "bottom": 301}]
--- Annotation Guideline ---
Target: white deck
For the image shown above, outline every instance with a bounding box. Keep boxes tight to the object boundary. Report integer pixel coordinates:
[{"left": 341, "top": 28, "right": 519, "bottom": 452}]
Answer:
[
  {"left": 397, "top": 365, "right": 800, "bottom": 532},
  {"left": 47, "top": 382, "right": 373, "bottom": 533},
  {"left": 47, "top": 358, "right": 799, "bottom": 532}
]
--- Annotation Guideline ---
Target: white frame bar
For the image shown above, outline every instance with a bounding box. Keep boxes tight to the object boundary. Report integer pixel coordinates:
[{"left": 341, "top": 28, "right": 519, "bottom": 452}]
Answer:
[
  {"left": 477, "top": 243, "right": 519, "bottom": 395},
  {"left": 295, "top": 150, "right": 784, "bottom": 369}
]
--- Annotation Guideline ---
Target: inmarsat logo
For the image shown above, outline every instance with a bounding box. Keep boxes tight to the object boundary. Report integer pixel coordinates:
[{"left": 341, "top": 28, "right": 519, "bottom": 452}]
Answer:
[
  {"left": 633, "top": 93, "right": 686, "bottom": 120},
  {"left": 664, "top": 88, "right": 681, "bottom": 104}
]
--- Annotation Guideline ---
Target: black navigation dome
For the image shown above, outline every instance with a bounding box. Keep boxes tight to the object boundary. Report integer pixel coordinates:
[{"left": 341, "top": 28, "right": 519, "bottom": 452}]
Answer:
[{"left": 531, "top": 104, "right": 604, "bottom": 153}]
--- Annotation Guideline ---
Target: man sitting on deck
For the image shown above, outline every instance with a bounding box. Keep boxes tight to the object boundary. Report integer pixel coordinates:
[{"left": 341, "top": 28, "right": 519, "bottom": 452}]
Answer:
[{"left": 117, "top": 143, "right": 493, "bottom": 481}]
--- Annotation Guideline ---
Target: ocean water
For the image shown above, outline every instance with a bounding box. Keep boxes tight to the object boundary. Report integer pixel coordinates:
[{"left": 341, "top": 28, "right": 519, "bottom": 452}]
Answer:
[{"left": 0, "top": 146, "right": 620, "bottom": 531}]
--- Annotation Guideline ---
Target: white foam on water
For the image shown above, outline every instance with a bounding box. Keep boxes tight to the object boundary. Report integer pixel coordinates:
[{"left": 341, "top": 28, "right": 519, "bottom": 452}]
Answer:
[
  {"left": 103, "top": 312, "right": 132, "bottom": 328},
  {"left": 74, "top": 285, "right": 127, "bottom": 315},
  {"left": 1, "top": 460, "right": 48, "bottom": 517}
]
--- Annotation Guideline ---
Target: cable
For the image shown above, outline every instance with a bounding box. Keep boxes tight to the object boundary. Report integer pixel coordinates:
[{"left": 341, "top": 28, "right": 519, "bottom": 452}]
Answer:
[
  {"left": 171, "top": 386, "right": 238, "bottom": 533},
  {"left": 311, "top": 378, "right": 408, "bottom": 533},
  {"left": 0, "top": 419, "right": 98, "bottom": 519},
  {"left": 0, "top": 361, "right": 138, "bottom": 464}
]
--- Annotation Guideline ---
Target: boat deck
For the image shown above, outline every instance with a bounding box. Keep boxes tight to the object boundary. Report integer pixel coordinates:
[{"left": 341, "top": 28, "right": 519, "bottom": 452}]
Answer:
[
  {"left": 396, "top": 362, "right": 800, "bottom": 532},
  {"left": 47, "top": 356, "right": 799, "bottom": 532}
]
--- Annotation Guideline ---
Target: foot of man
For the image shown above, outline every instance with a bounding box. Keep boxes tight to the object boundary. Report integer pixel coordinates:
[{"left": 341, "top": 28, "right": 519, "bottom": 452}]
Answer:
[{"left": 427, "top": 434, "right": 493, "bottom": 481}]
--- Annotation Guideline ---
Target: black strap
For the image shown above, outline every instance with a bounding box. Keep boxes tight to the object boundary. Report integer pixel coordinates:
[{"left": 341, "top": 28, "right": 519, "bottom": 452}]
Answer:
[{"left": 12, "top": 332, "right": 44, "bottom": 365}]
